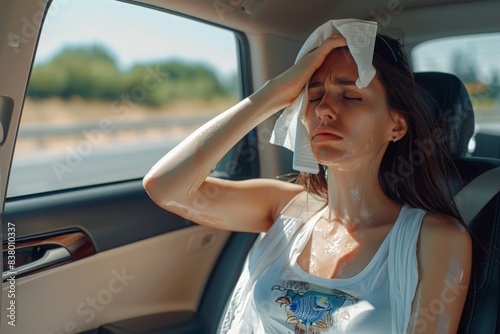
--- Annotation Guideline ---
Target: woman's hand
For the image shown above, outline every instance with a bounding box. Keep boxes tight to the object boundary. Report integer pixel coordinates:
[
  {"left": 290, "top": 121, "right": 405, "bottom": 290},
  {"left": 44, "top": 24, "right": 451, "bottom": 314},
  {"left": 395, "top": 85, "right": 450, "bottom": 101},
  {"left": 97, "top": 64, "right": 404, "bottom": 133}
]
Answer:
[{"left": 265, "top": 34, "right": 347, "bottom": 109}]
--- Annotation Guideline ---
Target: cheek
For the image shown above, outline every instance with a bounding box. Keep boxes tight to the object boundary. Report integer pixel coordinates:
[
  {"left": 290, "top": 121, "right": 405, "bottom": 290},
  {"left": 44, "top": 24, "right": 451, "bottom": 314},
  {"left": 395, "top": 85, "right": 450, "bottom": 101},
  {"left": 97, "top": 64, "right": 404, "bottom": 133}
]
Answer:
[
  {"left": 347, "top": 107, "right": 390, "bottom": 152},
  {"left": 352, "top": 114, "right": 375, "bottom": 137},
  {"left": 349, "top": 109, "right": 379, "bottom": 141}
]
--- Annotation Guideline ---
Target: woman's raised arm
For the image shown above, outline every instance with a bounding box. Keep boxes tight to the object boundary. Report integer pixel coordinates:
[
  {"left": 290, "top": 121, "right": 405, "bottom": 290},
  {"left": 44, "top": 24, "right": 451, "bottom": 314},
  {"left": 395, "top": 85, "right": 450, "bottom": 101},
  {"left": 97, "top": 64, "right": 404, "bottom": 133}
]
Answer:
[{"left": 143, "top": 36, "right": 346, "bottom": 232}]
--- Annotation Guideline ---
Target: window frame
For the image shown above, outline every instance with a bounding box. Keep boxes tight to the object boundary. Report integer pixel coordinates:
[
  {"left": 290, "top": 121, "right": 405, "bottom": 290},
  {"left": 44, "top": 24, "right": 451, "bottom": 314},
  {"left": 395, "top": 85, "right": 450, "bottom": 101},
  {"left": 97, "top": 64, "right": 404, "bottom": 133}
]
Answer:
[{"left": 7, "top": 0, "right": 257, "bottom": 199}]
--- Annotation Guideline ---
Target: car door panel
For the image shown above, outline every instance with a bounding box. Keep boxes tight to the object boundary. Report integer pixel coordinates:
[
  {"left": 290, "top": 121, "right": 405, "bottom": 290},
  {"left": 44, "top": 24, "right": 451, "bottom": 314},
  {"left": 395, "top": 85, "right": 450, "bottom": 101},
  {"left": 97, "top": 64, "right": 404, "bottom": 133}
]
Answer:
[
  {"left": 2, "top": 196, "right": 231, "bottom": 333},
  {"left": 2, "top": 180, "right": 197, "bottom": 252}
]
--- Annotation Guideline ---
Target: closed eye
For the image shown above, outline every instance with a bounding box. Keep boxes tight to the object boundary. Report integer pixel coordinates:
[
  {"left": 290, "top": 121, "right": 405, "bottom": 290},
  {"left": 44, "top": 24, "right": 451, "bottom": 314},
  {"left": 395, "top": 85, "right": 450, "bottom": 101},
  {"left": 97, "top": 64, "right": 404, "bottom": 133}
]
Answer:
[
  {"left": 343, "top": 95, "right": 362, "bottom": 101},
  {"left": 309, "top": 97, "right": 323, "bottom": 103},
  {"left": 308, "top": 93, "right": 324, "bottom": 103},
  {"left": 307, "top": 86, "right": 324, "bottom": 103}
]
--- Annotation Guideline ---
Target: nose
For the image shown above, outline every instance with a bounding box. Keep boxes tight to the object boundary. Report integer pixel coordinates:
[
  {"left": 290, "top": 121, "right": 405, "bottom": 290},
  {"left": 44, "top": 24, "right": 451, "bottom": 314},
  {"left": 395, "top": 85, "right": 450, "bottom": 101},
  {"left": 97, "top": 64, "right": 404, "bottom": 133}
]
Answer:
[{"left": 315, "top": 92, "right": 338, "bottom": 121}]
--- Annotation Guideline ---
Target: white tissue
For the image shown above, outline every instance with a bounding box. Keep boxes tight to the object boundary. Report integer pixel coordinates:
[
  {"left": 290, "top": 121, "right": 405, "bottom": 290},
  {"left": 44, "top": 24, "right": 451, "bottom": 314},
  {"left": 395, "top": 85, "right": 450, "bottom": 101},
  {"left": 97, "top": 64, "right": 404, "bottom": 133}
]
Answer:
[{"left": 269, "top": 19, "right": 378, "bottom": 174}]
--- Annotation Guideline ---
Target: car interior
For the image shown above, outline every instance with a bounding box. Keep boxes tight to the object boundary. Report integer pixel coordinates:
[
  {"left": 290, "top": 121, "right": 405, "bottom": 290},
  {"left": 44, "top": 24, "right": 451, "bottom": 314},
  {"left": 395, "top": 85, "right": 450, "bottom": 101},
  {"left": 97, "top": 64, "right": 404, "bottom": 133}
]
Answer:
[{"left": 1, "top": 0, "right": 499, "bottom": 333}]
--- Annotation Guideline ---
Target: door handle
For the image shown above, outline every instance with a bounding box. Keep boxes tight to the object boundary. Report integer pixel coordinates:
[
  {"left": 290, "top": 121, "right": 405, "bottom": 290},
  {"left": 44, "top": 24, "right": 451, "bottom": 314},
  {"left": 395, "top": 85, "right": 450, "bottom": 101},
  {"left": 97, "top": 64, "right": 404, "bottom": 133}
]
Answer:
[
  {"left": 2, "top": 231, "right": 95, "bottom": 279},
  {"left": 3, "top": 246, "right": 71, "bottom": 280}
]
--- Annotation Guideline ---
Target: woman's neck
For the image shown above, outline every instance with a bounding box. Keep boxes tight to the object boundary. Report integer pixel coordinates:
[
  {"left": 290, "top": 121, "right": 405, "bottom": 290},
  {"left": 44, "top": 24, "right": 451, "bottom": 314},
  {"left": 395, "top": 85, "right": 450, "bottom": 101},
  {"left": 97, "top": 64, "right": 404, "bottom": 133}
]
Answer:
[{"left": 326, "top": 162, "right": 400, "bottom": 230}]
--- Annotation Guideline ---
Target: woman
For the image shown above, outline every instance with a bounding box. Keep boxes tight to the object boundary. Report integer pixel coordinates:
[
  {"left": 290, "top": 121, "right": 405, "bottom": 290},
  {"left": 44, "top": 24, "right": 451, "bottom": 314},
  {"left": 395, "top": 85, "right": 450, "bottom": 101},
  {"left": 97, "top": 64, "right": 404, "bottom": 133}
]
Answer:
[{"left": 143, "top": 25, "right": 471, "bottom": 333}]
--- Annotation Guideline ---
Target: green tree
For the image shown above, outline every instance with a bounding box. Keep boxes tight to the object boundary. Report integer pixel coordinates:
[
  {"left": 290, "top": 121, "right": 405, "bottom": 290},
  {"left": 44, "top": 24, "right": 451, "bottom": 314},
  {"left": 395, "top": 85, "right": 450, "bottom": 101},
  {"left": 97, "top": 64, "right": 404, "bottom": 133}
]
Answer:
[
  {"left": 27, "top": 44, "right": 234, "bottom": 105},
  {"left": 28, "top": 45, "right": 122, "bottom": 100}
]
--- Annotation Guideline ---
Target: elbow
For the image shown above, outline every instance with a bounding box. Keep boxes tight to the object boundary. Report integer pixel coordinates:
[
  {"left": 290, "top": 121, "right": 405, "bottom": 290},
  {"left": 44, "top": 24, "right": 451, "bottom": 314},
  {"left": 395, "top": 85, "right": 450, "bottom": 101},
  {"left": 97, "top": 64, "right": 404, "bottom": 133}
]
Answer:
[
  {"left": 142, "top": 171, "right": 154, "bottom": 194},
  {"left": 142, "top": 169, "right": 154, "bottom": 194},
  {"left": 143, "top": 173, "right": 191, "bottom": 218},
  {"left": 142, "top": 172, "right": 167, "bottom": 208},
  {"left": 143, "top": 171, "right": 188, "bottom": 212}
]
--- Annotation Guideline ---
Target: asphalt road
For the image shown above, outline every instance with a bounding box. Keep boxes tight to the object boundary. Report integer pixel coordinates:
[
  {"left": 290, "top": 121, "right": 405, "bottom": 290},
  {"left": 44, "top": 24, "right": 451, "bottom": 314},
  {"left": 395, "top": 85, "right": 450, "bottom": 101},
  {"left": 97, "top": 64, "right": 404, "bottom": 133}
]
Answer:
[{"left": 7, "top": 139, "right": 181, "bottom": 197}]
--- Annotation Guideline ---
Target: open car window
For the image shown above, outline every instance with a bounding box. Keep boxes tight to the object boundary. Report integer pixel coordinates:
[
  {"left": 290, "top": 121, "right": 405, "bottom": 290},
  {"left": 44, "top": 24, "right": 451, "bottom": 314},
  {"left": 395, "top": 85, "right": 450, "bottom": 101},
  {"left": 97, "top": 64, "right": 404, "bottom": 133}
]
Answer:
[{"left": 8, "top": 0, "right": 239, "bottom": 198}]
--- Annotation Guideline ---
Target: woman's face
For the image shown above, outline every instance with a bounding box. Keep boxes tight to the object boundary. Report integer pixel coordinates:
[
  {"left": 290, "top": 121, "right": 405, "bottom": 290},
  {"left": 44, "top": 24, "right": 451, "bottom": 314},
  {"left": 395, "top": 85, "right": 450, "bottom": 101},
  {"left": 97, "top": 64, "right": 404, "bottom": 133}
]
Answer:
[{"left": 305, "top": 48, "right": 397, "bottom": 167}]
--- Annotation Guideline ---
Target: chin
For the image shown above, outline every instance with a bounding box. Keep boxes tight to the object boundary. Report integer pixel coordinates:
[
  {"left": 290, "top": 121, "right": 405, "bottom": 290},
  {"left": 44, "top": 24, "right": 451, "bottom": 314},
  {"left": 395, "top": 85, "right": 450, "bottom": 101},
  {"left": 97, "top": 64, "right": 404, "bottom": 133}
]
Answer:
[{"left": 314, "top": 148, "right": 354, "bottom": 165}]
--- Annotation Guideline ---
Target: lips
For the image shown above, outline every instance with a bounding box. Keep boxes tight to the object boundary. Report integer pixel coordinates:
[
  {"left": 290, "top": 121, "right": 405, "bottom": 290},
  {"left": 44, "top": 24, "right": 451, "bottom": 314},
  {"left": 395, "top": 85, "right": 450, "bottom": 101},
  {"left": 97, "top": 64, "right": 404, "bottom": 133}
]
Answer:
[{"left": 311, "top": 127, "right": 343, "bottom": 142}]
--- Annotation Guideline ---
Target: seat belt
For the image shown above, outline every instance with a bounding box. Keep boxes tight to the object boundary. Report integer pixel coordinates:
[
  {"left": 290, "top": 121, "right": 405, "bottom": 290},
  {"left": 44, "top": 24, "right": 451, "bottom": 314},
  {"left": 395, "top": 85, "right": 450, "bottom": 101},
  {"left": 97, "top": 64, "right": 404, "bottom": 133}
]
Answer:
[{"left": 454, "top": 166, "right": 500, "bottom": 225}]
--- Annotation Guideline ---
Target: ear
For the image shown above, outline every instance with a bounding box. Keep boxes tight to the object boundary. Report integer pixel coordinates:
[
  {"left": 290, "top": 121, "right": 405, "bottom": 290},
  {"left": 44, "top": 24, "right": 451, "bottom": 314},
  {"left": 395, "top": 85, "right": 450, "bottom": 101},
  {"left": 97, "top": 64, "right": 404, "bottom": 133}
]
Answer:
[{"left": 389, "top": 111, "right": 408, "bottom": 142}]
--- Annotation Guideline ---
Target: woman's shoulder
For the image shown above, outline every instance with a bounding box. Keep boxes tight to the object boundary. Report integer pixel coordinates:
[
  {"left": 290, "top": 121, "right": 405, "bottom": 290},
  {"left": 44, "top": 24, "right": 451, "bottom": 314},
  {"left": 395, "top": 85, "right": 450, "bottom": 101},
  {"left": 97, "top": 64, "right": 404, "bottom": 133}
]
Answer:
[
  {"left": 417, "top": 213, "right": 472, "bottom": 275},
  {"left": 420, "top": 213, "right": 471, "bottom": 245},
  {"left": 400, "top": 205, "right": 469, "bottom": 243}
]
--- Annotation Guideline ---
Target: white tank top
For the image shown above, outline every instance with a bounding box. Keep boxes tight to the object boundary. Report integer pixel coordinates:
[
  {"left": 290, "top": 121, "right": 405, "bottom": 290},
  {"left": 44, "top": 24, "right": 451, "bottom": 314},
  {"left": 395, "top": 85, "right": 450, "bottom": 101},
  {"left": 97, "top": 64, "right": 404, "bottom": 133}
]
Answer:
[{"left": 220, "top": 194, "right": 426, "bottom": 334}]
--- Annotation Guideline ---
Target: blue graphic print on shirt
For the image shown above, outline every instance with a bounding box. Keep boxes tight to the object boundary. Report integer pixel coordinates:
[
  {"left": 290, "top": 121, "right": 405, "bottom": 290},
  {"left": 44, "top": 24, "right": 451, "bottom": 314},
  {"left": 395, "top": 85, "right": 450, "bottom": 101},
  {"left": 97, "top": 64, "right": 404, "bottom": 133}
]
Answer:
[{"left": 272, "top": 281, "right": 360, "bottom": 333}]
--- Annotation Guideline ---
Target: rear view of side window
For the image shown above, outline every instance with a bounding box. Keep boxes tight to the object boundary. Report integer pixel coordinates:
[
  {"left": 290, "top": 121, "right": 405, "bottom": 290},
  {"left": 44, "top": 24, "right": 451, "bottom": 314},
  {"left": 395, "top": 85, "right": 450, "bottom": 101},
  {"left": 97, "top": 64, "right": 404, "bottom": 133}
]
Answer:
[
  {"left": 412, "top": 33, "right": 500, "bottom": 159},
  {"left": 8, "top": 0, "right": 239, "bottom": 197}
]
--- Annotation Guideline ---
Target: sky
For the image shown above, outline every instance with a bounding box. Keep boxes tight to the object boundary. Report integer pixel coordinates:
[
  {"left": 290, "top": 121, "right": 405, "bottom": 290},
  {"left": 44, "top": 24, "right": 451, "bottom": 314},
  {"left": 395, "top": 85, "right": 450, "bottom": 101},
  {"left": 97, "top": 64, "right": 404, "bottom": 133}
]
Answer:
[{"left": 35, "top": 0, "right": 238, "bottom": 78}]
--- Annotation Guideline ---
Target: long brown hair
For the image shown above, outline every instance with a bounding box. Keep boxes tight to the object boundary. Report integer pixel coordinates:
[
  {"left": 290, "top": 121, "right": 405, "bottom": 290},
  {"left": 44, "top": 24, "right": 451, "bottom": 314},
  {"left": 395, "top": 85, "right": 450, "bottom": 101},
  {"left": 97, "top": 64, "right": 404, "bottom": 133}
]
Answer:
[{"left": 297, "top": 34, "right": 462, "bottom": 221}]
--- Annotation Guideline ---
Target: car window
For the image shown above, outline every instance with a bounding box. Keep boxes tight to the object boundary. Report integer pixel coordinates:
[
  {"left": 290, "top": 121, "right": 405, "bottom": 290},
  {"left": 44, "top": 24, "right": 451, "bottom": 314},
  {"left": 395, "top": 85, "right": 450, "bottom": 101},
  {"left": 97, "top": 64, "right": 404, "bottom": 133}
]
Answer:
[
  {"left": 8, "top": 0, "right": 239, "bottom": 197},
  {"left": 412, "top": 33, "right": 500, "bottom": 159}
]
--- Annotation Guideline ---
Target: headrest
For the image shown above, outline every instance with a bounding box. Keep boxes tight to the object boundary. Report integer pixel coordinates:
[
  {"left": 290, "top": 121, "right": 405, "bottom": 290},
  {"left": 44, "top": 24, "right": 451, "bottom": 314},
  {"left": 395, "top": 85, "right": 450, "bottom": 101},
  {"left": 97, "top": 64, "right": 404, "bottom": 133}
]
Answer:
[{"left": 414, "top": 72, "right": 475, "bottom": 158}]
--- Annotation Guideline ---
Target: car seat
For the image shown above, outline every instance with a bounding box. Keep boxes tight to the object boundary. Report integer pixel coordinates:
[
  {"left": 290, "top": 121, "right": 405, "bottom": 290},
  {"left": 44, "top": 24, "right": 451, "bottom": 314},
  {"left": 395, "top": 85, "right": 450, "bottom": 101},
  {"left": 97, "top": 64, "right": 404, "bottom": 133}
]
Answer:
[{"left": 414, "top": 72, "right": 500, "bottom": 334}]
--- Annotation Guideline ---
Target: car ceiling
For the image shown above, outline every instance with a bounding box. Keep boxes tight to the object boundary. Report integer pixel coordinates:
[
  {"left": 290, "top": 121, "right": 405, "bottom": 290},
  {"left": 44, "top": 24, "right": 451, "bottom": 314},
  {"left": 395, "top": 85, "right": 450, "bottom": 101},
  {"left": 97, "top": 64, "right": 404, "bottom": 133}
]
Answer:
[{"left": 137, "top": 0, "right": 500, "bottom": 48}]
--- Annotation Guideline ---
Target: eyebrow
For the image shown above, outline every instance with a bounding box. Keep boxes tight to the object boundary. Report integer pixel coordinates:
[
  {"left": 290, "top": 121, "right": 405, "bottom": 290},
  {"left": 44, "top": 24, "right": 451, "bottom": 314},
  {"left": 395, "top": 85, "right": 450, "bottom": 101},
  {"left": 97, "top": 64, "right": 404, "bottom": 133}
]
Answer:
[
  {"left": 308, "top": 82, "right": 324, "bottom": 89},
  {"left": 308, "top": 77, "right": 357, "bottom": 89},
  {"left": 332, "top": 78, "right": 356, "bottom": 86}
]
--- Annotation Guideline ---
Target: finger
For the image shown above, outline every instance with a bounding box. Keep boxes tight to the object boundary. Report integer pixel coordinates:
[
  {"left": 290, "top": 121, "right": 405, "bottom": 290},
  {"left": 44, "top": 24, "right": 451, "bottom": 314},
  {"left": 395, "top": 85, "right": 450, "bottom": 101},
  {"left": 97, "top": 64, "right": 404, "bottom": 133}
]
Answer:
[
  {"left": 300, "top": 35, "right": 347, "bottom": 66},
  {"left": 314, "top": 35, "right": 348, "bottom": 56}
]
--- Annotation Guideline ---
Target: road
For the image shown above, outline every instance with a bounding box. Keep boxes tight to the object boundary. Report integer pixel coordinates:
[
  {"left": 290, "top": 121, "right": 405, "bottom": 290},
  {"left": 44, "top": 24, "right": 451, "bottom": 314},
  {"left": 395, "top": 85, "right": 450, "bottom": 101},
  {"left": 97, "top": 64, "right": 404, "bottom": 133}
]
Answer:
[{"left": 8, "top": 139, "right": 181, "bottom": 197}]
